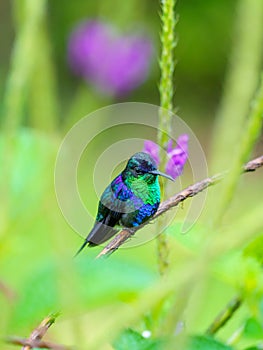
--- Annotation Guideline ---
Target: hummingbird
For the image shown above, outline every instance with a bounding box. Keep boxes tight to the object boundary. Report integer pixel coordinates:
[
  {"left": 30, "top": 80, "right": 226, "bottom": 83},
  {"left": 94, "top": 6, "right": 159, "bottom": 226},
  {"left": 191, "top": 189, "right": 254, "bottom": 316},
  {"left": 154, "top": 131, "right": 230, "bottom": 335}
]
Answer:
[{"left": 75, "top": 152, "right": 174, "bottom": 255}]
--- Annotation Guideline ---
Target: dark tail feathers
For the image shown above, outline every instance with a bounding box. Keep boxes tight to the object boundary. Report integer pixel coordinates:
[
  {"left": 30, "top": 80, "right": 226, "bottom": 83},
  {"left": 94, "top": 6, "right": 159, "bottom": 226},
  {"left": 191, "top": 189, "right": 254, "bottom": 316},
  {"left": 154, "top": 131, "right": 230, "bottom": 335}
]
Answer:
[{"left": 74, "top": 239, "right": 96, "bottom": 257}]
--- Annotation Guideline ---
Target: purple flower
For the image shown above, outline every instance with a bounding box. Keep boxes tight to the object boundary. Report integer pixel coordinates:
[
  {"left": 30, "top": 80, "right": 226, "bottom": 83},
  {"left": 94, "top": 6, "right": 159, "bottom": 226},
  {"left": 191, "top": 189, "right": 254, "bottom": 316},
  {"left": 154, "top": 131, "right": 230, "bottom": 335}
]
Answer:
[
  {"left": 143, "top": 134, "right": 188, "bottom": 180},
  {"left": 143, "top": 140, "right": 159, "bottom": 165},
  {"left": 165, "top": 134, "right": 188, "bottom": 179},
  {"left": 68, "top": 20, "right": 153, "bottom": 96}
]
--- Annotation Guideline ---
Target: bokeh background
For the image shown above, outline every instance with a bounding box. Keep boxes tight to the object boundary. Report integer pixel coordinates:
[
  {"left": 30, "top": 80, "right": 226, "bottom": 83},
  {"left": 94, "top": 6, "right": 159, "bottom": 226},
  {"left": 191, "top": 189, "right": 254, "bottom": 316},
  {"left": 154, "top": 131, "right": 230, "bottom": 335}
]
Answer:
[
  {"left": 0, "top": 0, "right": 237, "bottom": 132},
  {"left": 0, "top": 0, "right": 263, "bottom": 349}
]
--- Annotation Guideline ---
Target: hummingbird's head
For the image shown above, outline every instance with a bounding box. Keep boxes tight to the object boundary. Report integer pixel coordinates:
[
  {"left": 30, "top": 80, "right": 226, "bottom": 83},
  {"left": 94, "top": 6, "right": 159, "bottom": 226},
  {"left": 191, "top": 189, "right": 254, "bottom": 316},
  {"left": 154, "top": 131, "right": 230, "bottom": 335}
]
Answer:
[{"left": 123, "top": 152, "right": 174, "bottom": 183}]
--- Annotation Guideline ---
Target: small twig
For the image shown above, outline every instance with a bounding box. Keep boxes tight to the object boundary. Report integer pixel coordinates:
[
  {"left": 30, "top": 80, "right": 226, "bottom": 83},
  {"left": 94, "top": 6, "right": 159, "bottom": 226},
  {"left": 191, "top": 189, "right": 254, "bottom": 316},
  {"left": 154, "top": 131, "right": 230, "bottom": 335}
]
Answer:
[
  {"left": 206, "top": 296, "right": 242, "bottom": 335},
  {"left": 243, "top": 155, "right": 263, "bottom": 171},
  {"left": 6, "top": 336, "right": 70, "bottom": 350},
  {"left": 96, "top": 155, "right": 263, "bottom": 258},
  {"left": 96, "top": 229, "right": 135, "bottom": 258},
  {"left": 22, "top": 315, "right": 56, "bottom": 350},
  {"left": 6, "top": 314, "right": 69, "bottom": 350}
]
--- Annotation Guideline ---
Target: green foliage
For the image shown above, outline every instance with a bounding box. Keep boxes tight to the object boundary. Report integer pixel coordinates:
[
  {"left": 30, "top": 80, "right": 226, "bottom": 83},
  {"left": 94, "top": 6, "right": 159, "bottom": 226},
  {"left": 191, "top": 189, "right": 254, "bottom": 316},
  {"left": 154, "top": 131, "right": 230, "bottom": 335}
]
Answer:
[
  {"left": 187, "top": 335, "right": 234, "bottom": 350},
  {"left": 114, "top": 329, "right": 164, "bottom": 350},
  {"left": 243, "top": 318, "right": 263, "bottom": 340},
  {"left": 243, "top": 236, "right": 263, "bottom": 265},
  {"left": 0, "top": 0, "right": 263, "bottom": 349},
  {"left": 7, "top": 255, "right": 156, "bottom": 331}
]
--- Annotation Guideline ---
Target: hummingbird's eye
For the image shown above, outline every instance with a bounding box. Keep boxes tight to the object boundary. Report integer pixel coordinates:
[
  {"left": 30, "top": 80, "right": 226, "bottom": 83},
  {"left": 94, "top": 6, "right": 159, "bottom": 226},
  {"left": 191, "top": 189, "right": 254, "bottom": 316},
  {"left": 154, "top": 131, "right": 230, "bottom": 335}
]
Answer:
[{"left": 134, "top": 166, "right": 143, "bottom": 174}]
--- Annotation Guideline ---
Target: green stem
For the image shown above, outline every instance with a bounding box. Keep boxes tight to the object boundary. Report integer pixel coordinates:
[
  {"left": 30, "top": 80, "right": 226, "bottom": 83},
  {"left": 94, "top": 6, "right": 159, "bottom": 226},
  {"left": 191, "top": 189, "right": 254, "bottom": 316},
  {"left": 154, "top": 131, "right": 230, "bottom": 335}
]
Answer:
[
  {"left": 0, "top": 0, "right": 47, "bottom": 240},
  {"left": 158, "top": 0, "right": 177, "bottom": 146},
  {"left": 211, "top": 0, "right": 263, "bottom": 173},
  {"left": 214, "top": 74, "right": 263, "bottom": 225},
  {"left": 157, "top": 0, "right": 177, "bottom": 275},
  {"left": 2, "top": 0, "right": 47, "bottom": 132},
  {"left": 29, "top": 15, "right": 58, "bottom": 132},
  {"left": 206, "top": 296, "right": 242, "bottom": 335}
]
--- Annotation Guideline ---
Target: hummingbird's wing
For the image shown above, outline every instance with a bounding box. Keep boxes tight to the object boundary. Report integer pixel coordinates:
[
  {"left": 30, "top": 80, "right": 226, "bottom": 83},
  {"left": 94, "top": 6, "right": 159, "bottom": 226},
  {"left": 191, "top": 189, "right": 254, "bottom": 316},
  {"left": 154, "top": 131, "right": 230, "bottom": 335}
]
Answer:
[
  {"left": 75, "top": 195, "right": 121, "bottom": 255},
  {"left": 75, "top": 175, "right": 134, "bottom": 254},
  {"left": 86, "top": 202, "right": 121, "bottom": 246},
  {"left": 85, "top": 180, "right": 125, "bottom": 246}
]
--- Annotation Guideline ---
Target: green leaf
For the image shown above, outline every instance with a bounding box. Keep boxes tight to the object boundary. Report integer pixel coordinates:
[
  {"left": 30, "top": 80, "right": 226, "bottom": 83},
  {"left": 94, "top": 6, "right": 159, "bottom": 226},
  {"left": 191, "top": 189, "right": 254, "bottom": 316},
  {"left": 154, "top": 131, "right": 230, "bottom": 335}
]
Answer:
[
  {"left": 114, "top": 329, "right": 164, "bottom": 350},
  {"left": 187, "top": 335, "right": 234, "bottom": 350},
  {"left": 243, "top": 235, "right": 263, "bottom": 265},
  {"left": 244, "top": 318, "right": 263, "bottom": 339}
]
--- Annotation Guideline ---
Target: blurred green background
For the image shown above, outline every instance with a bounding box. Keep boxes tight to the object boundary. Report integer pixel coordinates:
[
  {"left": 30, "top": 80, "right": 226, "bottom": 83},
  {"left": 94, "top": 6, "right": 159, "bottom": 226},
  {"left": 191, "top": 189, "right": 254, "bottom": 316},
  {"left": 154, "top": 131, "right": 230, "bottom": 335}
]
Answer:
[
  {"left": 0, "top": 0, "right": 263, "bottom": 349},
  {"left": 0, "top": 0, "right": 237, "bottom": 131}
]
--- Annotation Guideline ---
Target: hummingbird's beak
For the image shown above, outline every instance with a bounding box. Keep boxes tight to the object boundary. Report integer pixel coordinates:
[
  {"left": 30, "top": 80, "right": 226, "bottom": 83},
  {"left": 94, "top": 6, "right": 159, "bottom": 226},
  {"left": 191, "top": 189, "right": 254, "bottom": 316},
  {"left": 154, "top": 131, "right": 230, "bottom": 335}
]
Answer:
[{"left": 149, "top": 170, "right": 174, "bottom": 181}]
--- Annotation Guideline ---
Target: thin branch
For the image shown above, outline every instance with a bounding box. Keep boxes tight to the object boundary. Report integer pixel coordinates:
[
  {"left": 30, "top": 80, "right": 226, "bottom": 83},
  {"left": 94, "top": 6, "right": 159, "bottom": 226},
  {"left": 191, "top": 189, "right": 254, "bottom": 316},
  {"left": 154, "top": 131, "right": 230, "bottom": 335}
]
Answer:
[
  {"left": 244, "top": 155, "right": 263, "bottom": 171},
  {"left": 206, "top": 296, "right": 242, "bottom": 335},
  {"left": 96, "top": 155, "right": 263, "bottom": 258},
  {"left": 6, "top": 336, "right": 70, "bottom": 350},
  {"left": 22, "top": 314, "right": 56, "bottom": 350},
  {"left": 6, "top": 314, "right": 69, "bottom": 350}
]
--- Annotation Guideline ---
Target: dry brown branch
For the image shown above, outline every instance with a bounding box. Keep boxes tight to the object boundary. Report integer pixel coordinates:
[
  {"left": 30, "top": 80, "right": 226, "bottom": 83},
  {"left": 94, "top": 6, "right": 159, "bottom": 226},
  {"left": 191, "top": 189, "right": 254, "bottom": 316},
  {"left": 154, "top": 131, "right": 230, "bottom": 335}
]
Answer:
[
  {"left": 6, "top": 336, "right": 70, "bottom": 350},
  {"left": 6, "top": 314, "right": 70, "bottom": 350},
  {"left": 22, "top": 315, "right": 55, "bottom": 350},
  {"left": 96, "top": 155, "right": 263, "bottom": 258}
]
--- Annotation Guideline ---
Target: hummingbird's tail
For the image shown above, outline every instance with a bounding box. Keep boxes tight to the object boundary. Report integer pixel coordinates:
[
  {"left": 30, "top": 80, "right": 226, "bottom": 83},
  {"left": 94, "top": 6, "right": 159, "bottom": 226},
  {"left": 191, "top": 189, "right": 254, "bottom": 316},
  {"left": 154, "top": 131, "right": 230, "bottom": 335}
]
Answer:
[
  {"left": 74, "top": 240, "right": 88, "bottom": 257},
  {"left": 74, "top": 221, "right": 118, "bottom": 257},
  {"left": 74, "top": 238, "right": 98, "bottom": 257}
]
